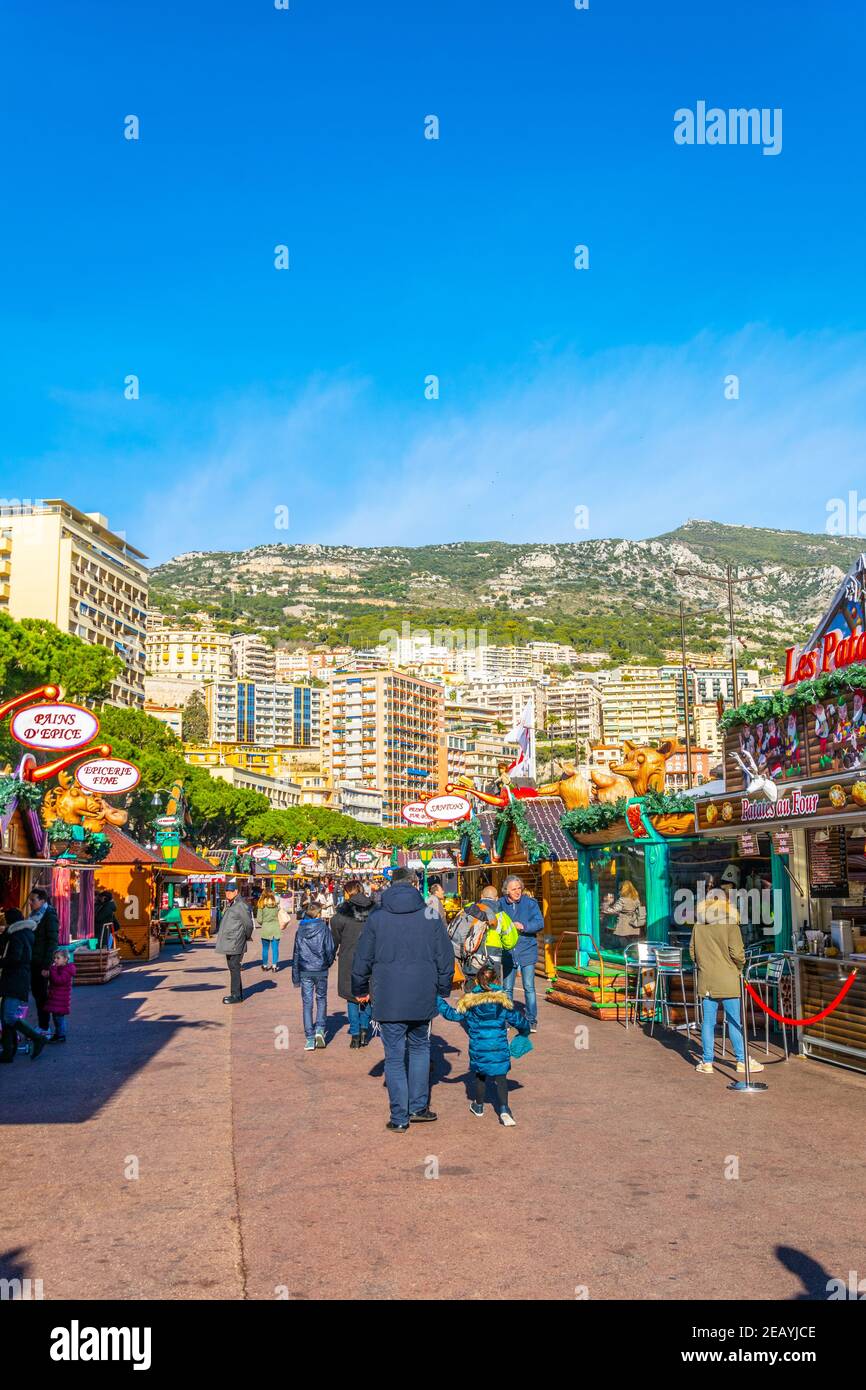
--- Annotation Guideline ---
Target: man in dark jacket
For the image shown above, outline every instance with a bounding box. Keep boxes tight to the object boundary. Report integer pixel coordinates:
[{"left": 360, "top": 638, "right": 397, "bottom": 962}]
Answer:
[
  {"left": 27, "top": 888, "right": 60, "bottom": 1032},
  {"left": 352, "top": 868, "right": 454, "bottom": 1132},
  {"left": 1, "top": 909, "right": 47, "bottom": 1061},
  {"left": 498, "top": 875, "right": 544, "bottom": 1032},
  {"left": 214, "top": 881, "right": 254, "bottom": 1004},
  {"left": 330, "top": 879, "right": 375, "bottom": 1048}
]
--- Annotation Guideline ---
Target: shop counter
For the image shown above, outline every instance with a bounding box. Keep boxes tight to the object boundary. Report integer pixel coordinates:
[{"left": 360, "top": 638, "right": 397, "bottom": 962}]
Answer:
[{"left": 792, "top": 953, "right": 866, "bottom": 1074}]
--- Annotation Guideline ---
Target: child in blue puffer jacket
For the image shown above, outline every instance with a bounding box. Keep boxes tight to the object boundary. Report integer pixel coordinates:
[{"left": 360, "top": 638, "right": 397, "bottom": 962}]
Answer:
[{"left": 436, "top": 963, "right": 531, "bottom": 1126}]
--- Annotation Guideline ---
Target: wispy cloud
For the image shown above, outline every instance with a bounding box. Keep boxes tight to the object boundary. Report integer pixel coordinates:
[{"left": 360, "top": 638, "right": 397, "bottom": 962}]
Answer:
[{"left": 18, "top": 327, "right": 866, "bottom": 561}]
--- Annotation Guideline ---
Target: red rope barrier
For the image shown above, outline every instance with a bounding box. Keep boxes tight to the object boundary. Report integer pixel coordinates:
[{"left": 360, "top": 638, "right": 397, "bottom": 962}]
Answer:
[{"left": 743, "top": 969, "right": 858, "bottom": 1027}]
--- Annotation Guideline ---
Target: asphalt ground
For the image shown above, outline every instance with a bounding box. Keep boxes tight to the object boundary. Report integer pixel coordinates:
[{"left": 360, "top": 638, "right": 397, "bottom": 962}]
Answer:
[{"left": 2, "top": 940, "right": 864, "bottom": 1301}]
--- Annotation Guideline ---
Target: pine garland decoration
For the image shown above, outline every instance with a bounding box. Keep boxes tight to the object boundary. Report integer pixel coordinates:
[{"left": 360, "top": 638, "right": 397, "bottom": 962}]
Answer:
[
  {"left": 719, "top": 663, "right": 866, "bottom": 732},
  {"left": 463, "top": 816, "right": 488, "bottom": 861},
  {"left": 561, "top": 799, "right": 629, "bottom": 835},
  {"left": 640, "top": 790, "right": 696, "bottom": 815},
  {"left": 495, "top": 799, "right": 551, "bottom": 862},
  {"left": 0, "top": 776, "right": 43, "bottom": 815}
]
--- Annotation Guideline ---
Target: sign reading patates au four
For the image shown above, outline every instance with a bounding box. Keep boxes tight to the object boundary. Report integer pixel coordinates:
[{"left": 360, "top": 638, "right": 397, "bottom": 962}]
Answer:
[{"left": 697, "top": 778, "right": 866, "bottom": 833}]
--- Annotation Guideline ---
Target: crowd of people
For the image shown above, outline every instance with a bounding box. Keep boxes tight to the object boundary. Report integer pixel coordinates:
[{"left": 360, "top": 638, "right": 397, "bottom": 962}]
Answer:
[{"left": 213, "top": 869, "right": 543, "bottom": 1129}]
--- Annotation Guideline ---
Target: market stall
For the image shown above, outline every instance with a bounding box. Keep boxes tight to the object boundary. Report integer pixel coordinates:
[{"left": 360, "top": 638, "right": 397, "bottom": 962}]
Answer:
[
  {"left": 93, "top": 824, "right": 164, "bottom": 961},
  {"left": 554, "top": 795, "right": 699, "bottom": 1020},
  {"left": 693, "top": 552, "right": 866, "bottom": 1073}
]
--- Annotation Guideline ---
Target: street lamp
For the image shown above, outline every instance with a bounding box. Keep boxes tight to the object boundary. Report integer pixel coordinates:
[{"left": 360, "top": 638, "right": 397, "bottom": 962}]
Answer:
[
  {"left": 674, "top": 564, "right": 761, "bottom": 707},
  {"left": 418, "top": 843, "right": 435, "bottom": 895}
]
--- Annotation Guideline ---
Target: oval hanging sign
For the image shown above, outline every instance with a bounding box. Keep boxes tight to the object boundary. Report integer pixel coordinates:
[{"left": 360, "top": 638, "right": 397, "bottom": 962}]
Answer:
[
  {"left": 402, "top": 801, "right": 432, "bottom": 825},
  {"left": 76, "top": 758, "right": 141, "bottom": 795},
  {"left": 354, "top": 851, "right": 375, "bottom": 864},
  {"left": 423, "top": 793, "right": 472, "bottom": 823},
  {"left": 10, "top": 703, "right": 100, "bottom": 751}
]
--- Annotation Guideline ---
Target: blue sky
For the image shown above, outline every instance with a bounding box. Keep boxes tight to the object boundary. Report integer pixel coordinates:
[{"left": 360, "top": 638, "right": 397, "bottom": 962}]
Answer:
[{"left": 2, "top": 0, "right": 865, "bottom": 562}]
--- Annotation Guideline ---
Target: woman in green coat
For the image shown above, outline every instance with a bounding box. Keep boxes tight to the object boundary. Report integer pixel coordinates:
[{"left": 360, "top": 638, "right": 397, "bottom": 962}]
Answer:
[
  {"left": 690, "top": 894, "right": 763, "bottom": 1076},
  {"left": 256, "top": 890, "right": 283, "bottom": 973}
]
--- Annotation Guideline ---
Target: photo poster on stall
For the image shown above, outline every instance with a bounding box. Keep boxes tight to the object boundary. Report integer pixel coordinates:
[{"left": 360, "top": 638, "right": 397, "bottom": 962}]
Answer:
[{"left": 807, "top": 826, "right": 849, "bottom": 898}]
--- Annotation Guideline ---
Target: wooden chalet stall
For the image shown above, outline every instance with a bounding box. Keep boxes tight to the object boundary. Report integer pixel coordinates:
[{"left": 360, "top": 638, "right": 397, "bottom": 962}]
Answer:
[
  {"left": 457, "top": 797, "right": 579, "bottom": 978},
  {"left": 94, "top": 824, "right": 164, "bottom": 962}
]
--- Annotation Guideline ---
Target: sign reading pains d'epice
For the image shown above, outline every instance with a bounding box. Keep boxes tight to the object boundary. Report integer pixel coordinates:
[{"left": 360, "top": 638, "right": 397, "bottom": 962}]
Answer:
[
  {"left": 10, "top": 703, "right": 99, "bottom": 751},
  {"left": 76, "top": 759, "right": 141, "bottom": 795}
]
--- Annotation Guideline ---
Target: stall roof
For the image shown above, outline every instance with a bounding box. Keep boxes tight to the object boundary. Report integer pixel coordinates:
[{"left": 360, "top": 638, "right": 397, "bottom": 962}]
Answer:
[
  {"left": 93, "top": 824, "right": 163, "bottom": 866},
  {"left": 507, "top": 796, "right": 577, "bottom": 862}
]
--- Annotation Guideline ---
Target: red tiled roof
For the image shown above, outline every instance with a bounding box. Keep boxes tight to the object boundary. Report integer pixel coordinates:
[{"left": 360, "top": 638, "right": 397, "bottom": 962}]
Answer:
[
  {"left": 167, "top": 843, "right": 224, "bottom": 875},
  {"left": 100, "top": 824, "right": 163, "bottom": 866}
]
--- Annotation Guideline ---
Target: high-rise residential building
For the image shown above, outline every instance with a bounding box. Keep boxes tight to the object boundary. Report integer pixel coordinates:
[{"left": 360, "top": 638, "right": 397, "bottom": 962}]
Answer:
[
  {"left": 0, "top": 499, "right": 148, "bottom": 707},
  {"left": 322, "top": 669, "right": 447, "bottom": 825},
  {"left": 525, "top": 641, "right": 579, "bottom": 667},
  {"left": 597, "top": 670, "right": 679, "bottom": 745},
  {"left": 206, "top": 680, "right": 321, "bottom": 748},
  {"left": 542, "top": 677, "right": 603, "bottom": 744},
  {"left": 231, "top": 634, "right": 276, "bottom": 682},
  {"left": 207, "top": 764, "right": 302, "bottom": 810},
  {"left": 658, "top": 664, "right": 762, "bottom": 740},
  {"left": 692, "top": 702, "right": 724, "bottom": 763},
  {"left": 146, "top": 620, "right": 233, "bottom": 684}
]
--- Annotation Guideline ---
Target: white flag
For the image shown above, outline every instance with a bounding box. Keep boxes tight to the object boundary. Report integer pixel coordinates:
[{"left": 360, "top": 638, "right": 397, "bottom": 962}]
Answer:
[{"left": 505, "top": 696, "right": 536, "bottom": 781}]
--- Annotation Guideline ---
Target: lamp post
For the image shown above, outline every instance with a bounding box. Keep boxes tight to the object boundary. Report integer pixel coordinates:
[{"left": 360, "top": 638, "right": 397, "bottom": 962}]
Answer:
[
  {"left": 674, "top": 564, "right": 761, "bottom": 708},
  {"left": 418, "top": 843, "right": 435, "bottom": 896},
  {"left": 679, "top": 600, "right": 694, "bottom": 790}
]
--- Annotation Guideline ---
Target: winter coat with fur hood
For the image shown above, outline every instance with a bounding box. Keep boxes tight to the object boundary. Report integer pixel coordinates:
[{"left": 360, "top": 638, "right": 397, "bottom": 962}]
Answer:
[{"left": 437, "top": 984, "right": 530, "bottom": 1075}]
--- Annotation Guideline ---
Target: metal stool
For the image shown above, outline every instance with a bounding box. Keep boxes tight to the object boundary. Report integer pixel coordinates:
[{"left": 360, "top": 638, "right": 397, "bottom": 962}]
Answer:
[
  {"left": 649, "top": 946, "right": 697, "bottom": 1035},
  {"left": 623, "top": 941, "right": 656, "bottom": 1030}
]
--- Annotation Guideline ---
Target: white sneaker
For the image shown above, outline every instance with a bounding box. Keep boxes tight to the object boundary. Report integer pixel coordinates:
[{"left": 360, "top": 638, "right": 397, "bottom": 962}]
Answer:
[{"left": 499, "top": 1109, "right": 517, "bottom": 1126}]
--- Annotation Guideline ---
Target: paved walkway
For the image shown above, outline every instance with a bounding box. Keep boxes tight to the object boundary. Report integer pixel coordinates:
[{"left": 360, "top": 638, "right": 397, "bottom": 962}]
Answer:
[{"left": 2, "top": 942, "right": 864, "bottom": 1300}]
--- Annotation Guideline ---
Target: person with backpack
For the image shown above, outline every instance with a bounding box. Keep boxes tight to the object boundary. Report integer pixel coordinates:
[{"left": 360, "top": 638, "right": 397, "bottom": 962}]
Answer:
[
  {"left": 448, "top": 887, "right": 518, "bottom": 991},
  {"left": 436, "top": 961, "right": 531, "bottom": 1126},
  {"left": 330, "top": 879, "right": 375, "bottom": 1048},
  {"left": 291, "top": 900, "right": 337, "bottom": 1050}
]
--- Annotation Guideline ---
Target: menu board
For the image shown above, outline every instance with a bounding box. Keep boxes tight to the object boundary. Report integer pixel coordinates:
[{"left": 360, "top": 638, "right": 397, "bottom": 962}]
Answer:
[
  {"left": 773, "top": 829, "right": 792, "bottom": 855},
  {"left": 807, "top": 826, "right": 849, "bottom": 898},
  {"left": 738, "top": 833, "right": 760, "bottom": 857}
]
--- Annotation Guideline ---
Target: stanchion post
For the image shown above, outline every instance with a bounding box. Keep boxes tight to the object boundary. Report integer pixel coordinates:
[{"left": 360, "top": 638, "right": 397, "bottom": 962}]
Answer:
[{"left": 728, "top": 972, "right": 767, "bottom": 1093}]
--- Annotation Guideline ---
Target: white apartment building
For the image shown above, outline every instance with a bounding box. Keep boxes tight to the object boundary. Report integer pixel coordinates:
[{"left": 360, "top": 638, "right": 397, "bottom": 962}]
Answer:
[
  {"left": 0, "top": 499, "right": 148, "bottom": 707},
  {"left": 453, "top": 645, "right": 534, "bottom": 680},
  {"left": 692, "top": 702, "right": 724, "bottom": 763},
  {"left": 231, "top": 634, "right": 276, "bottom": 682},
  {"left": 597, "top": 670, "right": 679, "bottom": 745},
  {"left": 146, "top": 621, "right": 233, "bottom": 684},
  {"left": 542, "top": 677, "right": 603, "bottom": 743},
  {"left": 456, "top": 681, "right": 537, "bottom": 730},
  {"left": 207, "top": 764, "right": 301, "bottom": 810},
  {"left": 331, "top": 781, "right": 384, "bottom": 825},
  {"left": 207, "top": 680, "right": 322, "bottom": 748},
  {"left": 525, "top": 641, "right": 579, "bottom": 667},
  {"left": 274, "top": 647, "right": 352, "bottom": 680}
]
